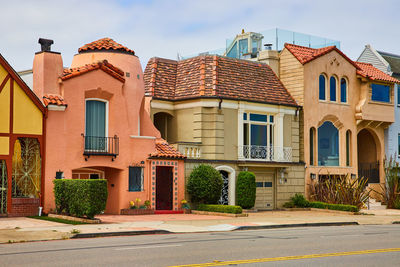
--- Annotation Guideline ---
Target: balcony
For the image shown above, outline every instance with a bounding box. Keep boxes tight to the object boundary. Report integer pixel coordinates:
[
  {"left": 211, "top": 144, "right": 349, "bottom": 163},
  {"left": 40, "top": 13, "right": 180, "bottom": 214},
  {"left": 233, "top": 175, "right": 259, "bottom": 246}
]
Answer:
[
  {"left": 172, "top": 142, "right": 201, "bottom": 159},
  {"left": 83, "top": 135, "right": 119, "bottom": 160},
  {"left": 238, "top": 145, "right": 292, "bottom": 162}
]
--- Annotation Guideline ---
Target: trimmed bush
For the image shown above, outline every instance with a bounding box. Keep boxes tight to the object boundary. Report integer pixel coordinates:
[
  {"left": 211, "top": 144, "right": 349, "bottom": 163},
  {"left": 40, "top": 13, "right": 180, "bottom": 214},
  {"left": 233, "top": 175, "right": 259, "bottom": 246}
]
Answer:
[
  {"left": 291, "top": 194, "right": 310, "bottom": 208},
  {"left": 187, "top": 164, "right": 223, "bottom": 204},
  {"left": 236, "top": 171, "right": 256, "bottom": 209},
  {"left": 309, "top": 201, "right": 358, "bottom": 212},
  {"left": 197, "top": 204, "right": 242, "bottom": 214},
  {"left": 54, "top": 179, "right": 108, "bottom": 219}
]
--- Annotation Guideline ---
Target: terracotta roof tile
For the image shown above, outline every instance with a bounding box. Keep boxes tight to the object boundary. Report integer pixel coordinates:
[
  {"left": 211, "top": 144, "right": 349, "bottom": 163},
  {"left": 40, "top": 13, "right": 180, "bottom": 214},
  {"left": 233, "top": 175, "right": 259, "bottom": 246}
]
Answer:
[
  {"left": 61, "top": 60, "right": 125, "bottom": 82},
  {"left": 150, "top": 139, "right": 185, "bottom": 159},
  {"left": 43, "top": 94, "right": 67, "bottom": 107},
  {"left": 78, "top": 38, "right": 135, "bottom": 56},
  {"left": 144, "top": 55, "right": 298, "bottom": 107},
  {"left": 284, "top": 43, "right": 360, "bottom": 70},
  {"left": 355, "top": 62, "right": 399, "bottom": 83}
]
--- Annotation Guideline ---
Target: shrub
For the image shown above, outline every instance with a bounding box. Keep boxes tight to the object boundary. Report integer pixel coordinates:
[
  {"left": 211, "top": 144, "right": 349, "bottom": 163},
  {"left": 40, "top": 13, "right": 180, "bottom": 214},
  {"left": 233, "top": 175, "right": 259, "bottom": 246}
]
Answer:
[
  {"left": 282, "top": 201, "right": 295, "bottom": 208},
  {"left": 54, "top": 179, "right": 108, "bottom": 219},
  {"left": 291, "top": 193, "right": 310, "bottom": 208},
  {"left": 309, "top": 174, "right": 370, "bottom": 209},
  {"left": 236, "top": 171, "right": 256, "bottom": 209},
  {"left": 383, "top": 157, "right": 400, "bottom": 209},
  {"left": 187, "top": 164, "right": 223, "bottom": 204},
  {"left": 197, "top": 204, "right": 242, "bottom": 214},
  {"left": 309, "top": 201, "right": 358, "bottom": 212}
]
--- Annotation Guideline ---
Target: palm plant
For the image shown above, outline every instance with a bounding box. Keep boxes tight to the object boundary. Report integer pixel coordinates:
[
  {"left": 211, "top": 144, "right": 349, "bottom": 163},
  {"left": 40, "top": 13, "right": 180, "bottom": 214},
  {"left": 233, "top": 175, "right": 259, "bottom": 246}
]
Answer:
[{"left": 309, "top": 174, "right": 370, "bottom": 209}]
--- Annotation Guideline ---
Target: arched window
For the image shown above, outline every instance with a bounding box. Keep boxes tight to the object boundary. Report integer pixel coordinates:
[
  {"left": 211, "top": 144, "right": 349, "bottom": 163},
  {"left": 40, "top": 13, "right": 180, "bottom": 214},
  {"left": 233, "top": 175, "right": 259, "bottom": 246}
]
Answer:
[
  {"left": 310, "top": 127, "right": 316, "bottom": 165},
  {"left": 319, "top": 74, "right": 326, "bottom": 100},
  {"left": 341, "top": 78, "right": 347, "bottom": 103},
  {"left": 330, "top": 76, "right": 337, "bottom": 101},
  {"left": 346, "top": 130, "right": 351, "bottom": 166},
  {"left": 318, "top": 121, "right": 339, "bottom": 166}
]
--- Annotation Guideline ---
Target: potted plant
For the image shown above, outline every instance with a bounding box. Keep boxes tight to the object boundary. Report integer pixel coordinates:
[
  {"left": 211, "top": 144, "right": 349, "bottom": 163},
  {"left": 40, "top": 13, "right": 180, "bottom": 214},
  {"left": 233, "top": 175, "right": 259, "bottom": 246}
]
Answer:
[{"left": 181, "top": 199, "right": 191, "bottom": 214}]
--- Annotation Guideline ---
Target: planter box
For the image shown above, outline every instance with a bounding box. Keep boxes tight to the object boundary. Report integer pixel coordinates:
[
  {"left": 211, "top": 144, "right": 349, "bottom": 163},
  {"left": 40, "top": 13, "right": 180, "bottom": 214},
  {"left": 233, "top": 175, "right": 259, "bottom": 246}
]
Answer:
[{"left": 120, "top": 208, "right": 155, "bottom": 215}]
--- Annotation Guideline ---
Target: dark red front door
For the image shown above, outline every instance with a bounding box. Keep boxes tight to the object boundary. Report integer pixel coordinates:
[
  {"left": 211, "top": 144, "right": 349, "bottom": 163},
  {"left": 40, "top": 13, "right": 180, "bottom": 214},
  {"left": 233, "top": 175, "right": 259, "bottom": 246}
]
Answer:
[{"left": 156, "top": 166, "right": 173, "bottom": 210}]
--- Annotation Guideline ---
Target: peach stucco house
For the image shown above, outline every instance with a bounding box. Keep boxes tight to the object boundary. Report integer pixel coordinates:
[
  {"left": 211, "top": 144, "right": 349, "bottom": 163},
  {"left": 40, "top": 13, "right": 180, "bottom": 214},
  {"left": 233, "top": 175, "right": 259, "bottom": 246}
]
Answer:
[{"left": 32, "top": 38, "right": 185, "bottom": 215}]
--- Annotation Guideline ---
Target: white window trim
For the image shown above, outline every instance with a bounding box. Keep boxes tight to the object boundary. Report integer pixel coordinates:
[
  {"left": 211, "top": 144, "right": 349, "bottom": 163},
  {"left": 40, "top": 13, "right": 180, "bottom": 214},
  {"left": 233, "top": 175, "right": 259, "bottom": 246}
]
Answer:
[{"left": 242, "top": 112, "right": 276, "bottom": 147}]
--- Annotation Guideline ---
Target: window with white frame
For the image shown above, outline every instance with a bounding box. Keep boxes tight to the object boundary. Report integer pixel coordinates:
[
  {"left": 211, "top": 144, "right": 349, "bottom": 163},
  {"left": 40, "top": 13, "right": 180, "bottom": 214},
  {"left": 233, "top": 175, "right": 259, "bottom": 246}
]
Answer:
[{"left": 242, "top": 112, "right": 274, "bottom": 159}]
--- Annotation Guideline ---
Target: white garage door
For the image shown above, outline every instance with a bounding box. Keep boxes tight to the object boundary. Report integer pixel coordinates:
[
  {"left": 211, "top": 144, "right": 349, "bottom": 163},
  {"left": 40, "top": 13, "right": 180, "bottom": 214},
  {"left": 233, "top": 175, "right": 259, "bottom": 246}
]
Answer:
[{"left": 254, "top": 171, "right": 275, "bottom": 210}]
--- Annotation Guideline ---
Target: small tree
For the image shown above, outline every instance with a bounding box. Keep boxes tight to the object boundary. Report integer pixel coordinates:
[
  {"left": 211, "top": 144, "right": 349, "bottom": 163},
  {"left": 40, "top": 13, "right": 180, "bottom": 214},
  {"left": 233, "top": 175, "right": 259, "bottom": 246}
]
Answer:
[
  {"left": 187, "top": 164, "right": 223, "bottom": 204},
  {"left": 236, "top": 171, "right": 256, "bottom": 209}
]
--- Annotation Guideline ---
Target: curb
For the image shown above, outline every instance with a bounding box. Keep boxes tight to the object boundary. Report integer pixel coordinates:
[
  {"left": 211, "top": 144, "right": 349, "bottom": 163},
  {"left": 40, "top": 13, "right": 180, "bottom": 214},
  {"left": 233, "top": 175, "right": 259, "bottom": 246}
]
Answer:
[
  {"left": 235, "top": 221, "right": 359, "bottom": 231},
  {"left": 71, "top": 230, "right": 172, "bottom": 239}
]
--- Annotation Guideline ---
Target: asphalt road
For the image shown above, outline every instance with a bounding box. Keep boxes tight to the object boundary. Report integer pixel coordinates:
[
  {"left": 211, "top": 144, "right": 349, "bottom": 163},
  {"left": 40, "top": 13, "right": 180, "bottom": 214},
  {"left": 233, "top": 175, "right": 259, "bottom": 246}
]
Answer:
[{"left": 0, "top": 225, "right": 399, "bottom": 267}]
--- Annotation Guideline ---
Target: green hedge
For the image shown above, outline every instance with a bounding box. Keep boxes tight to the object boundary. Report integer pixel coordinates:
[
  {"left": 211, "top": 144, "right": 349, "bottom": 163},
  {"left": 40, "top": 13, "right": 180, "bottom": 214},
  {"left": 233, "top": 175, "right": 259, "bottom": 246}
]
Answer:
[
  {"left": 236, "top": 171, "right": 256, "bottom": 209},
  {"left": 197, "top": 204, "right": 242, "bottom": 214},
  {"left": 54, "top": 179, "right": 108, "bottom": 219},
  {"left": 309, "top": 201, "right": 358, "bottom": 212},
  {"left": 187, "top": 164, "right": 223, "bottom": 204},
  {"left": 283, "top": 194, "right": 358, "bottom": 212}
]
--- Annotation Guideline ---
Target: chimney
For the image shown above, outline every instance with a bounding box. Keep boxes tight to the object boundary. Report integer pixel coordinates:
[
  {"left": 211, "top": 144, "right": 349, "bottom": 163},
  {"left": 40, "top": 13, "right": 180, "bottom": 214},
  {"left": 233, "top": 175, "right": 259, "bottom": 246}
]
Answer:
[
  {"left": 33, "top": 38, "right": 63, "bottom": 99},
  {"left": 257, "top": 48, "right": 280, "bottom": 77}
]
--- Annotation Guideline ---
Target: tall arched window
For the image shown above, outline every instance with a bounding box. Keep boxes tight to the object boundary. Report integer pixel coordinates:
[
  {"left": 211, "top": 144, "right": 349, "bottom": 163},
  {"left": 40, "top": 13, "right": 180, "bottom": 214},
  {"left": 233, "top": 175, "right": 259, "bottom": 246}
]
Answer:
[
  {"left": 346, "top": 130, "right": 351, "bottom": 166},
  {"left": 318, "top": 121, "right": 339, "bottom": 166},
  {"left": 319, "top": 74, "right": 326, "bottom": 100},
  {"left": 330, "top": 76, "right": 337, "bottom": 101},
  {"left": 310, "top": 127, "right": 316, "bottom": 165},
  {"left": 341, "top": 78, "right": 347, "bottom": 103}
]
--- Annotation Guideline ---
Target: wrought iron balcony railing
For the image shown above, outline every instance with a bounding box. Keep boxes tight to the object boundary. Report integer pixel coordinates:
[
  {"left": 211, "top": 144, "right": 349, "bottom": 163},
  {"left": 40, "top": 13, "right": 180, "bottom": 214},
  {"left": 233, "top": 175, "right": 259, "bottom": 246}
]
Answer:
[
  {"left": 238, "top": 145, "right": 292, "bottom": 162},
  {"left": 83, "top": 135, "right": 119, "bottom": 160}
]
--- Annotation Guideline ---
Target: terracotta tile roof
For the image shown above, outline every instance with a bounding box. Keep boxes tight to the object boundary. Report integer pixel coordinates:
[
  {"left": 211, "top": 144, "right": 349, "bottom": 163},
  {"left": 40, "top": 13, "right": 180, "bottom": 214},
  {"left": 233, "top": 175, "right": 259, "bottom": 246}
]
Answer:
[
  {"left": 78, "top": 38, "right": 135, "bottom": 56},
  {"left": 284, "top": 43, "right": 360, "bottom": 70},
  {"left": 355, "top": 62, "right": 399, "bottom": 83},
  {"left": 43, "top": 94, "right": 67, "bottom": 106},
  {"left": 61, "top": 60, "right": 125, "bottom": 82},
  {"left": 144, "top": 55, "right": 298, "bottom": 107},
  {"left": 150, "top": 139, "right": 185, "bottom": 159}
]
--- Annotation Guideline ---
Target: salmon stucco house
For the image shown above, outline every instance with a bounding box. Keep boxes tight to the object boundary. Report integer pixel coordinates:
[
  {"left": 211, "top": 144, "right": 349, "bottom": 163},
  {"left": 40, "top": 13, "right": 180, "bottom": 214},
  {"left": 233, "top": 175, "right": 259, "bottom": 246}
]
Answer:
[
  {"left": 144, "top": 55, "right": 305, "bottom": 210},
  {"left": 0, "top": 53, "right": 46, "bottom": 216},
  {"left": 32, "top": 38, "right": 185, "bottom": 215}
]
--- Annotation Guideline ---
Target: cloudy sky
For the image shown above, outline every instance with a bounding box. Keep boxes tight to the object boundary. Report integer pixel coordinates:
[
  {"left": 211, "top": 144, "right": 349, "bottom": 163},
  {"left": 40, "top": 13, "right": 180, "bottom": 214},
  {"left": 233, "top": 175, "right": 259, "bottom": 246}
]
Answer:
[{"left": 1, "top": 0, "right": 399, "bottom": 71}]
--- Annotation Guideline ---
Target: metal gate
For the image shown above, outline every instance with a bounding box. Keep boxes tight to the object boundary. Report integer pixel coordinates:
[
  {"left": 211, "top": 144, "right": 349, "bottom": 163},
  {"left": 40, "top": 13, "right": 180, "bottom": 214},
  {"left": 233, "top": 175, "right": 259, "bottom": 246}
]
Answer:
[
  {"left": 0, "top": 160, "right": 7, "bottom": 214},
  {"left": 219, "top": 171, "right": 229, "bottom": 205},
  {"left": 358, "top": 161, "right": 379, "bottom": 183}
]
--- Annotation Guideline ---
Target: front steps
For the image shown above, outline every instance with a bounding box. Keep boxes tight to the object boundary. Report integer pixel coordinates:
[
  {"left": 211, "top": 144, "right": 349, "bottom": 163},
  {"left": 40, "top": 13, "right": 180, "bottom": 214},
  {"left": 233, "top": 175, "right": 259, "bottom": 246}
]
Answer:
[{"left": 367, "top": 198, "right": 387, "bottom": 210}]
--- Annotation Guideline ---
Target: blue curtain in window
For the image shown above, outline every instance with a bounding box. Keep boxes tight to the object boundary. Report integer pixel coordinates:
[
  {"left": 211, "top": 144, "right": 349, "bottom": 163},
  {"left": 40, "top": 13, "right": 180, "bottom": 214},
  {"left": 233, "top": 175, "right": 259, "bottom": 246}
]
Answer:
[
  {"left": 129, "top": 167, "right": 142, "bottom": 192},
  {"left": 251, "top": 125, "right": 267, "bottom": 146},
  {"left": 397, "top": 86, "right": 400, "bottom": 105},
  {"left": 238, "top": 39, "right": 248, "bottom": 58},
  {"left": 85, "top": 100, "right": 106, "bottom": 150},
  {"left": 318, "top": 121, "right": 339, "bottom": 166},
  {"left": 330, "top": 76, "right": 337, "bottom": 101},
  {"left": 340, "top": 78, "right": 347, "bottom": 102},
  {"left": 371, "top": 84, "right": 390, "bottom": 102},
  {"left": 319, "top": 75, "right": 326, "bottom": 100}
]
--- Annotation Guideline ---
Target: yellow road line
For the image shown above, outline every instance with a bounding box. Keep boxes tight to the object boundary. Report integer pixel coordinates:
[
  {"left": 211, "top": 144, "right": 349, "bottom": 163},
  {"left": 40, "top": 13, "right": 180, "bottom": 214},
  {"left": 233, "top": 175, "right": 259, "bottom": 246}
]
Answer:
[{"left": 169, "top": 247, "right": 400, "bottom": 267}]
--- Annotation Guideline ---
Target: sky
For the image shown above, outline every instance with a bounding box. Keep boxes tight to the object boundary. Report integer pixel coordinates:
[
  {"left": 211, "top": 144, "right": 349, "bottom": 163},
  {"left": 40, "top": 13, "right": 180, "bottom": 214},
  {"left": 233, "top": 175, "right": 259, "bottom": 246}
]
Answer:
[{"left": 1, "top": 0, "right": 399, "bottom": 71}]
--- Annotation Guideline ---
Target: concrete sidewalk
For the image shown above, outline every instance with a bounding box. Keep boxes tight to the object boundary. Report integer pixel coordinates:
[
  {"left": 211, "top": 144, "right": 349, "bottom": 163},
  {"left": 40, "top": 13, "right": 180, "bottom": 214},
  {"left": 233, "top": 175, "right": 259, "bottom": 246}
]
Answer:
[{"left": 1, "top": 209, "right": 400, "bottom": 243}]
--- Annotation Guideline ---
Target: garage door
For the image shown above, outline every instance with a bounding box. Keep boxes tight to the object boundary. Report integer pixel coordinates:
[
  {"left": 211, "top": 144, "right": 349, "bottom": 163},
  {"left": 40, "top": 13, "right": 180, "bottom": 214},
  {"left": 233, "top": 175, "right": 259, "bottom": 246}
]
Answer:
[{"left": 254, "top": 171, "right": 275, "bottom": 210}]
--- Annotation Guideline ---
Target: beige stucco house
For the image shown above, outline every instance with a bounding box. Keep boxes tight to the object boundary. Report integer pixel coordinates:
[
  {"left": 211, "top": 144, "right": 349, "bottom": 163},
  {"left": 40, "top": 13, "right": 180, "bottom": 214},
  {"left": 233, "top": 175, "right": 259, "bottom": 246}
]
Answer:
[
  {"left": 144, "top": 55, "right": 305, "bottom": 209},
  {"left": 274, "top": 43, "right": 399, "bottom": 197}
]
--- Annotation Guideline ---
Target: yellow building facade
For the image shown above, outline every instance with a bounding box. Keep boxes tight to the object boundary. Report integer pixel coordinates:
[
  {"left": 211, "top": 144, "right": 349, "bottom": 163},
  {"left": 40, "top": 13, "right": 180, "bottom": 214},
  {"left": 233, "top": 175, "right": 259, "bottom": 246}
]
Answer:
[{"left": 0, "top": 54, "right": 46, "bottom": 216}]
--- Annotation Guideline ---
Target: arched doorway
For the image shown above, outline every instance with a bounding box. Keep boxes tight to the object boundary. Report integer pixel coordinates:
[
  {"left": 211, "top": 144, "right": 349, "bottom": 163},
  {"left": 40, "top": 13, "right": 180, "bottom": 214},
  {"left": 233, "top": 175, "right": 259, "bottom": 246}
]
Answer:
[
  {"left": 154, "top": 112, "right": 174, "bottom": 142},
  {"left": 216, "top": 166, "right": 236, "bottom": 205},
  {"left": 218, "top": 171, "right": 229, "bottom": 205},
  {"left": 357, "top": 129, "right": 379, "bottom": 183}
]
